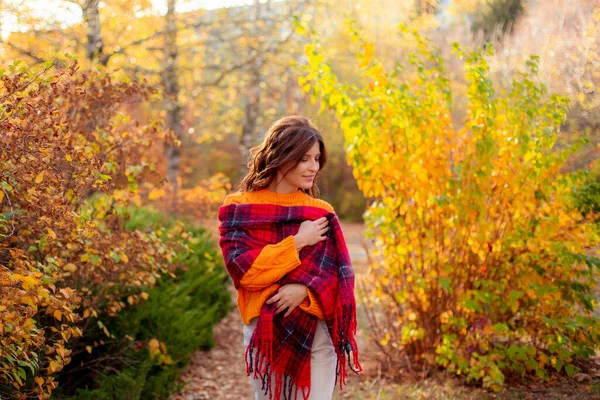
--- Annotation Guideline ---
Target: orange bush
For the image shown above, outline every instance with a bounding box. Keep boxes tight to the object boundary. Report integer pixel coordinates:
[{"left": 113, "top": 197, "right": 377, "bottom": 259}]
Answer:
[{"left": 0, "top": 60, "right": 183, "bottom": 398}]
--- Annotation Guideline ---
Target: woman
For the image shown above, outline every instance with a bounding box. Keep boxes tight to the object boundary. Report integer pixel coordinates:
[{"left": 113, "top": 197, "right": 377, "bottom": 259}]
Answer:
[{"left": 217, "top": 116, "right": 361, "bottom": 400}]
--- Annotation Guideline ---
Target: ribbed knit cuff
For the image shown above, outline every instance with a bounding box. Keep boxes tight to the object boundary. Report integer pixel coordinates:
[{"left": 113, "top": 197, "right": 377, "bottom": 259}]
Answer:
[
  {"left": 277, "top": 235, "right": 301, "bottom": 268},
  {"left": 299, "top": 288, "right": 325, "bottom": 320}
]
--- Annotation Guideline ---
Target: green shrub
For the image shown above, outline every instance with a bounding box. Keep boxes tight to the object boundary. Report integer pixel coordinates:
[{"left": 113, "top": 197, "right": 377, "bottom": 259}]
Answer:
[
  {"left": 574, "top": 180, "right": 600, "bottom": 220},
  {"left": 53, "top": 206, "right": 231, "bottom": 399}
]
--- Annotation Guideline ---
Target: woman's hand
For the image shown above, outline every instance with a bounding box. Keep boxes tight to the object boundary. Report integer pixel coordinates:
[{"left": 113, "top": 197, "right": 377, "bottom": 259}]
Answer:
[
  {"left": 293, "top": 216, "right": 329, "bottom": 251},
  {"left": 266, "top": 283, "right": 308, "bottom": 317}
]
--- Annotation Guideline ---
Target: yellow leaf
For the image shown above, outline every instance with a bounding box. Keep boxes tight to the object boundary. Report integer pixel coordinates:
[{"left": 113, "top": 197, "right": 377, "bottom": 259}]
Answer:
[
  {"left": 360, "top": 42, "right": 375, "bottom": 68},
  {"left": 380, "top": 332, "right": 391, "bottom": 346},
  {"left": 329, "top": 93, "right": 342, "bottom": 106},
  {"left": 54, "top": 310, "right": 62, "bottom": 321},
  {"left": 35, "top": 171, "right": 45, "bottom": 183},
  {"left": 161, "top": 354, "right": 174, "bottom": 365},
  {"left": 86, "top": 346, "right": 92, "bottom": 354},
  {"left": 0, "top": 190, "right": 4, "bottom": 204},
  {"left": 21, "top": 275, "right": 40, "bottom": 291},
  {"left": 141, "top": 292, "right": 149, "bottom": 300},
  {"left": 49, "top": 360, "right": 59, "bottom": 373},
  {"left": 23, "top": 318, "right": 35, "bottom": 331},
  {"left": 47, "top": 228, "right": 57, "bottom": 239},
  {"left": 148, "top": 188, "right": 166, "bottom": 200},
  {"left": 148, "top": 338, "right": 159, "bottom": 349},
  {"left": 64, "top": 263, "right": 77, "bottom": 272},
  {"left": 148, "top": 338, "right": 160, "bottom": 357},
  {"left": 112, "top": 189, "right": 128, "bottom": 201},
  {"left": 35, "top": 171, "right": 44, "bottom": 183},
  {"left": 65, "top": 154, "right": 72, "bottom": 161},
  {"left": 61, "top": 330, "right": 72, "bottom": 341},
  {"left": 304, "top": 44, "right": 314, "bottom": 57},
  {"left": 34, "top": 376, "right": 44, "bottom": 386},
  {"left": 132, "top": 194, "right": 142, "bottom": 207}
]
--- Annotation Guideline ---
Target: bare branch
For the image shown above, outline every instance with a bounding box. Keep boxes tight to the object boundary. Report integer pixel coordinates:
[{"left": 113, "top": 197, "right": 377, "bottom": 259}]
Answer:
[
  {"left": 196, "top": 1, "right": 310, "bottom": 88},
  {"left": 1, "top": 40, "right": 46, "bottom": 64},
  {"left": 100, "top": 30, "right": 167, "bottom": 65},
  {"left": 121, "top": 65, "right": 161, "bottom": 76},
  {"left": 200, "top": 60, "right": 248, "bottom": 87}
]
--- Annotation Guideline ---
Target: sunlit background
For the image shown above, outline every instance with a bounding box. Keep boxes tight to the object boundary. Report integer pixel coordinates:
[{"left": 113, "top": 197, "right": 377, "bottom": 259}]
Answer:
[{"left": 1, "top": 0, "right": 599, "bottom": 399}]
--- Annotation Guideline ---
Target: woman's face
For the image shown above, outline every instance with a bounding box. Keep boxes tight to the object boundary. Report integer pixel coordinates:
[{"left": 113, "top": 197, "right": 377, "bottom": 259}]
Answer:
[{"left": 277, "top": 141, "right": 321, "bottom": 192}]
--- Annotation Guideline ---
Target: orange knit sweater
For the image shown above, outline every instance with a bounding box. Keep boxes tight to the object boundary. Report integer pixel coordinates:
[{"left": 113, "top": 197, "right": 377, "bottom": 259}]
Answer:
[{"left": 222, "top": 187, "right": 333, "bottom": 325}]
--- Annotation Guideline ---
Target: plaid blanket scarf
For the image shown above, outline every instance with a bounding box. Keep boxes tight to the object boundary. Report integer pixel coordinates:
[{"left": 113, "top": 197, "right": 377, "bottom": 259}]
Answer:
[{"left": 218, "top": 202, "right": 362, "bottom": 400}]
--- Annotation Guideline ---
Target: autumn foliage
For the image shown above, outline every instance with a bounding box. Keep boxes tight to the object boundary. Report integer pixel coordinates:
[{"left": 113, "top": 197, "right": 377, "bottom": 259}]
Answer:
[
  {"left": 0, "top": 60, "right": 186, "bottom": 398},
  {"left": 301, "top": 25, "right": 600, "bottom": 390}
]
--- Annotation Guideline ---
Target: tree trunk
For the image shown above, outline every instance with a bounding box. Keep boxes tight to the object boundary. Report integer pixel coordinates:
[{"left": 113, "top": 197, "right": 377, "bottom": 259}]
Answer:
[
  {"left": 164, "top": 0, "right": 183, "bottom": 213},
  {"left": 82, "top": 0, "right": 104, "bottom": 63},
  {"left": 239, "top": 0, "right": 265, "bottom": 180}
]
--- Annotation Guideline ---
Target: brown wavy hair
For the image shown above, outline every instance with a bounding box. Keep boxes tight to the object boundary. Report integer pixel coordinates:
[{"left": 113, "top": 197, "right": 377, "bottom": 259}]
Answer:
[{"left": 238, "top": 115, "right": 327, "bottom": 198}]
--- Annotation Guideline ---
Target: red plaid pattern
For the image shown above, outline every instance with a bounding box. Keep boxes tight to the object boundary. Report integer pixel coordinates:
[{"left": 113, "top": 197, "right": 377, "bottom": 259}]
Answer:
[{"left": 218, "top": 203, "right": 362, "bottom": 400}]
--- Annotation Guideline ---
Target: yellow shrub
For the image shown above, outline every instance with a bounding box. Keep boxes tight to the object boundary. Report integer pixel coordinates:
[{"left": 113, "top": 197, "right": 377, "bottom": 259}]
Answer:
[{"left": 300, "top": 24, "right": 600, "bottom": 390}]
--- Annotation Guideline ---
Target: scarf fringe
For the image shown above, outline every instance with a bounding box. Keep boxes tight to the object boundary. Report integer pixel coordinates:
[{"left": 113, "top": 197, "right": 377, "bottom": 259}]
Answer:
[
  {"left": 245, "top": 334, "right": 312, "bottom": 400},
  {"left": 332, "top": 292, "right": 363, "bottom": 391},
  {"left": 243, "top": 295, "right": 363, "bottom": 400},
  {"left": 244, "top": 288, "right": 362, "bottom": 399}
]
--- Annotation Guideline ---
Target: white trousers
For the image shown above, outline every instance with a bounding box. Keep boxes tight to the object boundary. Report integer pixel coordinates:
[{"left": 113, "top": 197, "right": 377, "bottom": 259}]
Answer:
[{"left": 243, "top": 318, "right": 337, "bottom": 400}]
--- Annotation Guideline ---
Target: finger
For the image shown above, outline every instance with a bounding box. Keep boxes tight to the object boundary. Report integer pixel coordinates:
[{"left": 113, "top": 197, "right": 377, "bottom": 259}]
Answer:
[
  {"left": 317, "top": 217, "right": 328, "bottom": 224},
  {"left": 275, "top": 303, "right": 288, "bottom": 314},
  {"left": 320, "top": 235, "right": 327, "bottom": 241},
  {"left": 284, "top": 305, "right": 296, "bottom": 318},
  {"left": 266, "top": 293, "right": 281, "bottom": 305}
]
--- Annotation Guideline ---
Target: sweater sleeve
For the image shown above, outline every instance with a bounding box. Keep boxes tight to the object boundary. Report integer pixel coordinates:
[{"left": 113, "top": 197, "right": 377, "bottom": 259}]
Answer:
[
  {"left": 299, "top": 288, "right": 325, "bottom": 319},
  {"left": 239, "top": 235, "right": 302, "bottom": 291}
]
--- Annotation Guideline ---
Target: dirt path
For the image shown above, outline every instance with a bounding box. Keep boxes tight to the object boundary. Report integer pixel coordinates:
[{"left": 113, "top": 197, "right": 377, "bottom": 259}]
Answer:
[{"left": 171, "top": 222, "right": 371, "bottom": 400}]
